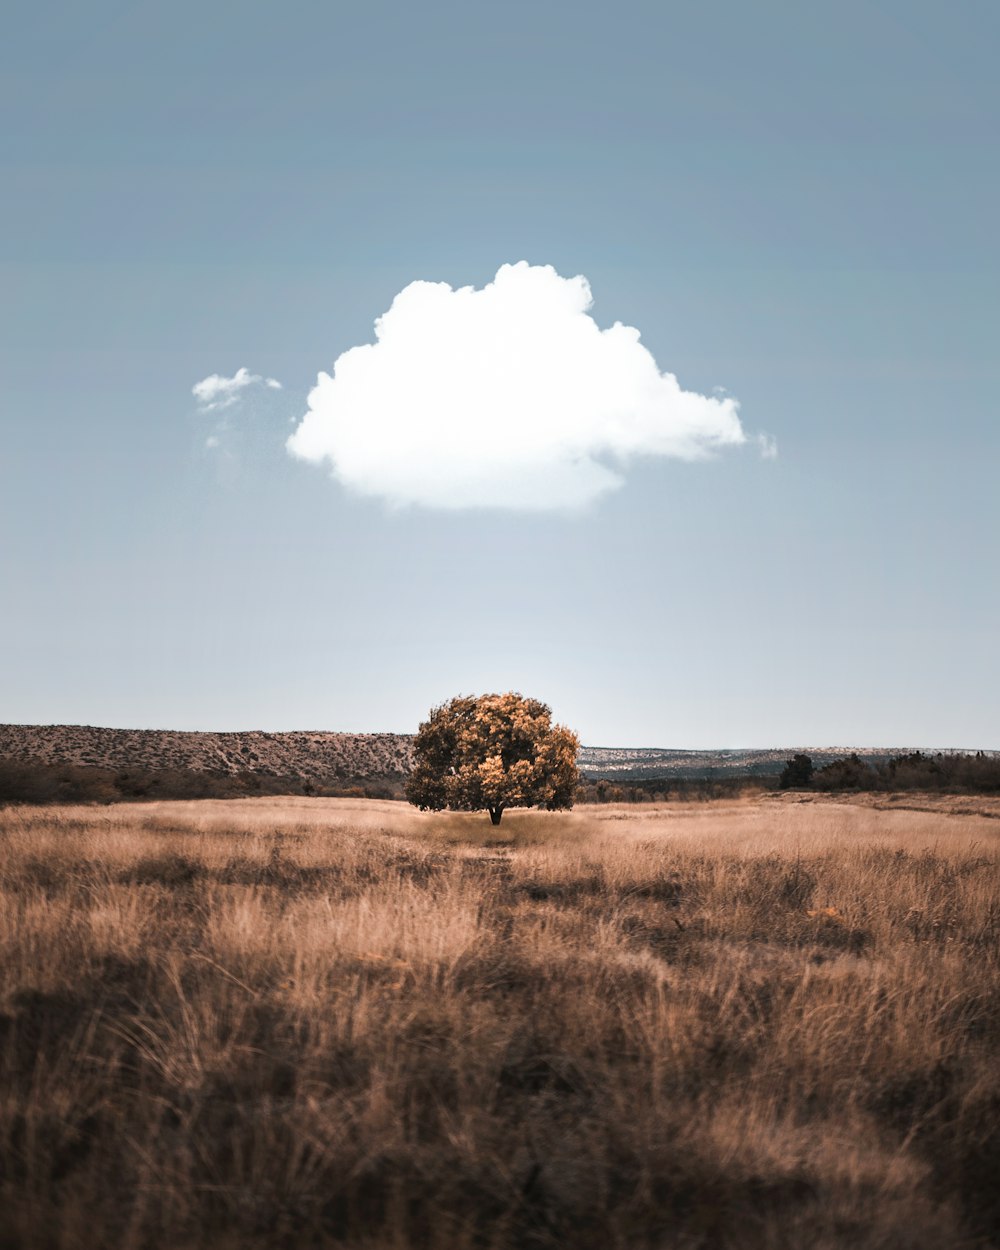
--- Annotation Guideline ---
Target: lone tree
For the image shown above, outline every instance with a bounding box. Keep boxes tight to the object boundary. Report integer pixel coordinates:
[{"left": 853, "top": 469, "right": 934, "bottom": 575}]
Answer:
[{"left": 405, "top": 693, "right": 579, "bottom": 825}]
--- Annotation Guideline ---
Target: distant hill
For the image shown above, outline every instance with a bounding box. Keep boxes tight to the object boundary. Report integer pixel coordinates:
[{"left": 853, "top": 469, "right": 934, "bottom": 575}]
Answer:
[
  {"left": 574, "top": 745, "right": 946, "bottom": 780},
  {"left": 0, "top": 724, "right": 977, "bottom": 787},
  {"left": 0, "top": 724, "right": 414, "bottom": 787}
]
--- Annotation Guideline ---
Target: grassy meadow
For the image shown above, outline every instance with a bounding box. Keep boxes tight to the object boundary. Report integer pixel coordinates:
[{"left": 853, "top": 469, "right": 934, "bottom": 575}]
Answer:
[{"left": 1, "top": 794, "right": 998, "bottom": 1249}]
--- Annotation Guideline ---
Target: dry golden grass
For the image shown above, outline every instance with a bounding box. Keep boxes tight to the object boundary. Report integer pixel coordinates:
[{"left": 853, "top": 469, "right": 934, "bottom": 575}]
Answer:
[{"left": 1, "top": 795, "right": 998, "bottom": 1249}]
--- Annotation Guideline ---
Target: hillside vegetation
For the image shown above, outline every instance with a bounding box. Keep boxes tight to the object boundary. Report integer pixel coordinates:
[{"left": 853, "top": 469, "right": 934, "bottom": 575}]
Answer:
[
  {"left": 1, "top": 795, "right": 997, "bottom": 1249},
  {"left": 0, "top": 725, "right": 414, "bottom": 786}
]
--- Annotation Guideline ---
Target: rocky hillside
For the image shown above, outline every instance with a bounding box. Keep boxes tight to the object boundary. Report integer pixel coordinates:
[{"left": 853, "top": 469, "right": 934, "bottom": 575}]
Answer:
[{"left": 0, "top": 724, "right": 414, "bottom": 785}]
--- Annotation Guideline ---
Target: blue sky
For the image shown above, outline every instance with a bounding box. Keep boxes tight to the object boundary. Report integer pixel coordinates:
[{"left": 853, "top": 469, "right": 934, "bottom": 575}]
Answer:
[{"left": 2, "top": 0, "right": 997, "bottom": 747}]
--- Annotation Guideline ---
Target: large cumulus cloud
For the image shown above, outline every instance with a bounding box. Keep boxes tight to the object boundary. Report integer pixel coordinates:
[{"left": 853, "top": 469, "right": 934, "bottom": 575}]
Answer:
[{"left": 287, "top": 262, "right": 746, "bottom": 510}]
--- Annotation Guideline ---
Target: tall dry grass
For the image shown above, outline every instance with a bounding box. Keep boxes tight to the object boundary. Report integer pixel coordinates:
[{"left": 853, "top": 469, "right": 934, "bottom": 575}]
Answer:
[{"left": 0, "top": 795, "right": 998, "bottom": 1249}]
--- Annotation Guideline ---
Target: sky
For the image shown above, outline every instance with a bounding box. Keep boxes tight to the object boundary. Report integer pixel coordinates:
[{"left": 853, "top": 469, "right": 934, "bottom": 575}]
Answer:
[{"left": 2, "top": 0, "right": 997, "bottom": 748}]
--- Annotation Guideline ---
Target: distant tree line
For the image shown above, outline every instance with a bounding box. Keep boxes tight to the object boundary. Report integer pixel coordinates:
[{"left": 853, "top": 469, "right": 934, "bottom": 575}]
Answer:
[
  {"left": 0, "top": 761, "right": 405, "bottom": 805},
  {"left": 0, "top": 760, "right": 766, "bottom": 807},
  {"left": 778, "top": 751, "right": 1000, "bottom": 794},
  {"left": 576, "top": 776, "right": 773, "bottom": 803}
]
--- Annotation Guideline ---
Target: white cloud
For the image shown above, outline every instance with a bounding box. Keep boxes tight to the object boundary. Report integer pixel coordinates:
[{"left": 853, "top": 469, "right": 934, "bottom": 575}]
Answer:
[
  {"left": 287, "top": 262, "right": 747, "bottom": 511},
  {"left": 192, "top": 366, "right": 282, "bottom": 412},
  {"left": 756, "top": 432, "right": 779, "bottom": 460}
]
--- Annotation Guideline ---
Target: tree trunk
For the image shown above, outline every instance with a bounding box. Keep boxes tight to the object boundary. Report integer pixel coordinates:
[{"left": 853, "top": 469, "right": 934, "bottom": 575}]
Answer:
[{"left": 488, "top": 806, "right": 503, "bottom": 826}]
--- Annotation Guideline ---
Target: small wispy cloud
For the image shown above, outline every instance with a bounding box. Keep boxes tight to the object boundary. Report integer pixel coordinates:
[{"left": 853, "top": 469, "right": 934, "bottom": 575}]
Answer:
[
  {"left": 287, "top": 262, "right": 749, "bottom": 511},
  {"left": 192, "top": 367, "right": 283, "bottom": 412},
  {"left": 756, "top": 432, "right": 778, "bottom": 460}
]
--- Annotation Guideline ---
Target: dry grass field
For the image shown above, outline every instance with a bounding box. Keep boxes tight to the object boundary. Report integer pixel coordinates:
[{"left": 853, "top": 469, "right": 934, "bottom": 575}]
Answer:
[{"left": 1, "top": 795, "right": 998, "bottom": 1249}]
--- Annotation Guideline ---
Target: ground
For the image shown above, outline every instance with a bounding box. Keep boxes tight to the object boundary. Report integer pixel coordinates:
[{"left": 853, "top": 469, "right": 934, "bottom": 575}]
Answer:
[{"left": 1, "top": 794, "right": 998, "bottom": 1249}]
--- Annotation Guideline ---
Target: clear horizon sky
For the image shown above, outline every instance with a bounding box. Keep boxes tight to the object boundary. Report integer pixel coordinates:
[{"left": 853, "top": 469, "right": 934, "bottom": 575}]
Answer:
[{"left": 2, "top": 1, "right": 997, "bottom": 749}]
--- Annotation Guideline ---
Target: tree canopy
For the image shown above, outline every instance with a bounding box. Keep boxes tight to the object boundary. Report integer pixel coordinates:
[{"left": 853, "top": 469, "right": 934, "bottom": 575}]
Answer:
[
  {"left": 778, "top": 753, "right": 815, "bottom": 790},
  {"left": 405, "top": 693, "right": 579, "bottom": 825}
]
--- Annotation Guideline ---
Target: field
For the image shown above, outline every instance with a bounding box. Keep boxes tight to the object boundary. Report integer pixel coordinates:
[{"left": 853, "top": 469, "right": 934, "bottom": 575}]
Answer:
[{"left": 1, "top": 795, "right": 998, "bottom": 1249}]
